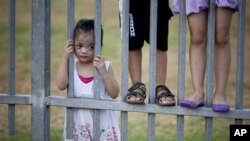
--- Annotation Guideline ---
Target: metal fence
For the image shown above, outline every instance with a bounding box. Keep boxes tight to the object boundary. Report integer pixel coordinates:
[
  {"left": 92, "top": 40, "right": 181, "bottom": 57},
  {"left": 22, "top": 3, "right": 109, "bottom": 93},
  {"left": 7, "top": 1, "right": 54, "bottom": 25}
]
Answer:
[{"left": 0, "top": 0, "right": 249, "bottom": 141}]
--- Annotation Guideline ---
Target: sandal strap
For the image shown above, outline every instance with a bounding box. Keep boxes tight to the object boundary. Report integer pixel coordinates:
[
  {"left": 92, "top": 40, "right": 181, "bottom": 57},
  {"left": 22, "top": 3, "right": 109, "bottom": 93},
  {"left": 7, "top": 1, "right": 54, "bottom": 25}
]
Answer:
[
  {"left": 155, "top": 85, "right": 172, "bottom": 95},
  {"left": 125, "top": 82, "right": 146, "bottom": 103},
  {"left": 128, "top": 82, "right": 146, "bottom": 98},
  {"left": 155, "top": 85, "right": 175, "bottom": 103}
]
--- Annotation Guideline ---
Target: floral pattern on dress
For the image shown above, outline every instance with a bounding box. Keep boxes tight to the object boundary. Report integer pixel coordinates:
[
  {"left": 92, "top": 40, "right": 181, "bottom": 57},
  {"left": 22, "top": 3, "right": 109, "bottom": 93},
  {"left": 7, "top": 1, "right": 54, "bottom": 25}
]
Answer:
[
  {"left": 73, "top": 122, "right": 92, "bottom": 141},
  {"left": 99, "top": 126, "right": 119, "bottom": 141},
  {"left": 72, "top": 123, "right": 119, "bottom": 141}
]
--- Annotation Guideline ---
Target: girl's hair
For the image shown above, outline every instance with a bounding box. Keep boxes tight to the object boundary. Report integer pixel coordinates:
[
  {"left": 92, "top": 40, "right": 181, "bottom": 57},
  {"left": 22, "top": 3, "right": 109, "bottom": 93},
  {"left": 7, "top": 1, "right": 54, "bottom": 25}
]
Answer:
[{"left": 73, "top": 19, "right": 103, "bottom": 47}]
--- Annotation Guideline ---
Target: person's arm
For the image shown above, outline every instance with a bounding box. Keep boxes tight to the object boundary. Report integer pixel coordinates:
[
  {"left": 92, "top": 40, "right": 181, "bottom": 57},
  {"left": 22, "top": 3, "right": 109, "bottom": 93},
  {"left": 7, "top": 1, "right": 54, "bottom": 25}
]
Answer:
[
  {"left": 56, "top": 40, "right": 74, "bottom": 90},
  {"left": 93, "top": 55, "right": 119, "bottom": 99}
]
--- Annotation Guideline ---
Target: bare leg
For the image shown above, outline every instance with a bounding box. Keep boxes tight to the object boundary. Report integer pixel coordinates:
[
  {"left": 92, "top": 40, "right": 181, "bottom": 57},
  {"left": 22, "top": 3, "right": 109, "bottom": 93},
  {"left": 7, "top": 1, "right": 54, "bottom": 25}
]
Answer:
[
  {"left": 156, "top": 50, "right": 175, "bottom": 105},
  {"left": 214, "top": 8, "right": 233, "bottom": 105},
  {"left": 129, "top": 49, "right": 142, "bottom": 84},
  {"left": 185, "top": 10, "right": 208, "bottom": 104},
  {"left": 127, "top": 49, "right": 143, "bottom": 102},
  {"left": 156, "top": 49, "right": 167, "bottom": 85}
]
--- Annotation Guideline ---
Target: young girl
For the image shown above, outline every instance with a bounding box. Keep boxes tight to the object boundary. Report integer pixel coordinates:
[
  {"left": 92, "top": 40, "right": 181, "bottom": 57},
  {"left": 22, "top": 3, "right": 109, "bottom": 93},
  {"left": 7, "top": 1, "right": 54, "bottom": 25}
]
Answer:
[
  {"left": 56, "top": 19, "right": 120, "bottom": 141},
  {"left": 173, "top": 0, "right": 239, "bottom": 112}
]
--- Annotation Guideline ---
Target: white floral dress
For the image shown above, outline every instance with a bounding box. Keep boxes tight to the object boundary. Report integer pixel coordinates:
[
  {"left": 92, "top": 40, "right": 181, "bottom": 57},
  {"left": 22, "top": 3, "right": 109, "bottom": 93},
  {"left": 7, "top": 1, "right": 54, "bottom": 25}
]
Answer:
[{"left": 64, "top": 60, "right": 120, "bottom": 141}]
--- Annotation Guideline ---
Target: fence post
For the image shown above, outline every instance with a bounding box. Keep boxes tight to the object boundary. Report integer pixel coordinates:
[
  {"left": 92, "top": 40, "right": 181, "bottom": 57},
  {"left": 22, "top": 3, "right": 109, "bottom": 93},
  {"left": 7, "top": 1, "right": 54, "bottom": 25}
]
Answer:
[
  {"left": 120, "top": 0, "right": 130, "bottom": 140},
  {"left": 177, "top": 0, "right": 186, "bottom": 140},
  {"left": 31, "top": 0, "right": 51, "bottom": 140},
  {"left": 93, "top": 0, "right": 102, "bottom": 140},
  {"left": 205, "top": 0, "right": 216, "bottom": 141},
  {"left": 8, "top": 0, "right": 16, "bottom": 136},
  {"left": 235, "top": 0, "right": 246, "bottom": 124},
  {"left": 66, "top": 0, "right": 75, "bottom": 140},
  {"left": 148, "top": 0, "right": 157, "bottom": 140}
]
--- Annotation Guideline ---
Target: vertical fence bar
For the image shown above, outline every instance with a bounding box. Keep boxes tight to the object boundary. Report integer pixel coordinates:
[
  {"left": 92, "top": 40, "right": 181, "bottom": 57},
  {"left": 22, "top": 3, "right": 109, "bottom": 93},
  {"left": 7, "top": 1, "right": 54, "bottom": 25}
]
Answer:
[
  {"left": 148, "top": 0, "right": 157, "bottom": 140},
  {"left": 205, "top": 0, "right": 216, "bottom": 141},
  {"left": 235, "top": 0, "right": 246, "bottom": 124},
  {"left": 94, "top": 0, "right": 102, "bottom": 57},
  {"left": 44, "top": 1, "right": 51, "bottom": 139},
  {"left": 206, "top": 0, "right": 215, "bottom": 110},
  {"left": 66, "top": 0, "right": 75, "bottom": 139},
  {"left": 31, "top": 0, "right": 51, "bottom": 140},
  {"left": 8, "top": 0, "right": 16, "bottom": 135},
  {"left": 121, "top": 0, "right": 129, "bottom": 140},
  {"left": 177, "top": 0, "right": 186, "bottom": 140},
  {"left": 93, "top": 0, "right": 102, "bottom": 140}
]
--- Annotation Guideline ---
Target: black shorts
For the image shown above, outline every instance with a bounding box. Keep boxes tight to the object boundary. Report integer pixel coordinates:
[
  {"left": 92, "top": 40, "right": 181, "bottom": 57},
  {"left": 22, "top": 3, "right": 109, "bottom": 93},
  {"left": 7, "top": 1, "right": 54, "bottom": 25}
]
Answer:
[{"left": 119, "top": 0, "right": 173, "bottom": 51}]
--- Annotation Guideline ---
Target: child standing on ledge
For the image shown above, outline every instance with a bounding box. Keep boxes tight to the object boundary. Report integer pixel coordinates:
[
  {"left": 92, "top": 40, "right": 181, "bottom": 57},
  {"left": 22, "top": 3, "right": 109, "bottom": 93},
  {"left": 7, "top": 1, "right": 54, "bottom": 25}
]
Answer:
[{"left": 173, "top": 0, "right": 239, "bottom": 112}]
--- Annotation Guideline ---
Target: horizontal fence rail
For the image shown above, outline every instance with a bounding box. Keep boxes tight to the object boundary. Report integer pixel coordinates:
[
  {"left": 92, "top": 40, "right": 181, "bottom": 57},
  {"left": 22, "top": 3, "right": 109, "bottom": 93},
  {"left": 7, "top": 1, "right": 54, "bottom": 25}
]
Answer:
[
  {"left": 1, "top": 94, "right": 250, "bottom": 120},
  {"left": 0, "top": 94, "right": 32, "bottom": 105},
  {"left": 47, "top": 96, "right": 250, "bottom": 119}
]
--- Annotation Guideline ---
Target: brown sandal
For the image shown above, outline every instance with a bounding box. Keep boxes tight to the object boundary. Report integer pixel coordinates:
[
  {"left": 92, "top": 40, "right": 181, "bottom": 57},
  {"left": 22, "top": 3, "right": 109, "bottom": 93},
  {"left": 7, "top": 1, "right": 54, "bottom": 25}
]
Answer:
[
  {"left": 125, "top": 82, "right": 146, "bottom": 104},
  {"left": 155, "top": 85, "right": 175, "bottom": 106}
]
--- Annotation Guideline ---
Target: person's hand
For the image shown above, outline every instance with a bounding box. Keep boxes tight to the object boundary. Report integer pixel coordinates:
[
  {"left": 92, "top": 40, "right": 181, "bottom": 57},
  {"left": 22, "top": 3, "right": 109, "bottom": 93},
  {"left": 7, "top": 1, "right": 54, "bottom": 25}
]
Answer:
[
  {"left": 93, "top": 55, "right": 107, "bottom": 75},
  {"left": 63, "top": 40, "right": 74, "bottom": 60}
]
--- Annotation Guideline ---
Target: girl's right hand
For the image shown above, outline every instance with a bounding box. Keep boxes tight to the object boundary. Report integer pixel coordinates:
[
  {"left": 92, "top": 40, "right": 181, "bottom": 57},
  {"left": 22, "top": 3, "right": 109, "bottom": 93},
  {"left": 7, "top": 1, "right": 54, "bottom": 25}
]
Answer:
[{"left": 63, "top": 40, "right": 74, "bottom": 59}]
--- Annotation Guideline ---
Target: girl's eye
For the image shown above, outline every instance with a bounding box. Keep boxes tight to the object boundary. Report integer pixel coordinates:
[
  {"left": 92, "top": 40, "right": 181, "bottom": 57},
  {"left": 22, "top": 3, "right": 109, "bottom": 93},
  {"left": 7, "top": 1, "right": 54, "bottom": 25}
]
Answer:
[
  {"left": 90, "top": 46, "right": 94, "bottom": 49},
  {"left": 76, "top": 45, "right": 82, "bottom": 48}
]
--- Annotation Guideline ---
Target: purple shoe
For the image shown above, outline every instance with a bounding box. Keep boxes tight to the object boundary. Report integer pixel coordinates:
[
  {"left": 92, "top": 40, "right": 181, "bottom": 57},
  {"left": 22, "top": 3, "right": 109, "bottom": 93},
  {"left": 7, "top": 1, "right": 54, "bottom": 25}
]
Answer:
[
  {"left": 212, "top": 104, "right": 230, "bottom": 113},
  {"left": 180, "top": 100, "right": 205, "bottom": 109}
]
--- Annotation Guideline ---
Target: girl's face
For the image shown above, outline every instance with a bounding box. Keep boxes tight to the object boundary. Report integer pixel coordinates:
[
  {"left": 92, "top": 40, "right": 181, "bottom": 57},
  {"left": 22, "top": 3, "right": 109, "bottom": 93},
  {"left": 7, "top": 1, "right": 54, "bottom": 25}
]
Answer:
[{"left": 74, "top": 30, "right": 95, "bottom": 64}]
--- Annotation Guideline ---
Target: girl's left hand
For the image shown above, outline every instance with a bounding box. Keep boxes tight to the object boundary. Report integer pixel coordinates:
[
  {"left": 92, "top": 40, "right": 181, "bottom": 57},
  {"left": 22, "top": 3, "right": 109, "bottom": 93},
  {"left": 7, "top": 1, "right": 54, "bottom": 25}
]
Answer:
[{"left": 93, "top": 55, "right": 107, "bottom": 75}]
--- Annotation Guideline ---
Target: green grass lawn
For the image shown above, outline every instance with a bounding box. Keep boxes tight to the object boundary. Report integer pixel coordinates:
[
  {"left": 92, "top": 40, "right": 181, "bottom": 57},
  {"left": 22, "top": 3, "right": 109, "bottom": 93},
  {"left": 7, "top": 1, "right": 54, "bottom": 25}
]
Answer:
[{"left": 1, "top": 0, "right": 250, "bottom": 141}]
